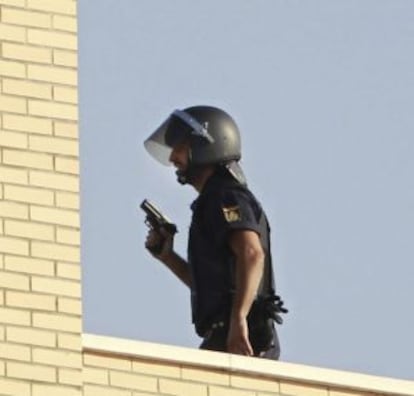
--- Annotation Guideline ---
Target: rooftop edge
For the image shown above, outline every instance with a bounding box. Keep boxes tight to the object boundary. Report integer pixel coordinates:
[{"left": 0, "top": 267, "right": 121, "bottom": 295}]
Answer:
[{"left": 82, "top": 333, "right": 414, "bottom": 396}]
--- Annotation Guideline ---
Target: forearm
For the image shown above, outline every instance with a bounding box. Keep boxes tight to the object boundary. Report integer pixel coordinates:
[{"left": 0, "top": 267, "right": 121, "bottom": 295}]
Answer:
[
  {"left": 145, "top": 229, "right": 191, "bottom": 288},
  {"left": 231, "top": 248, "right": 264, "bottom": 320},
  {"left": 163, "top": 252, "right": 192, "bottom": 288}
]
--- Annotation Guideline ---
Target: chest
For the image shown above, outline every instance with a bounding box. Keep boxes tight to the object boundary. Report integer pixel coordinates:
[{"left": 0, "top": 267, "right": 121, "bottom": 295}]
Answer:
[{"left": 189, "top": 200, "right": 222, "bottom": 250}]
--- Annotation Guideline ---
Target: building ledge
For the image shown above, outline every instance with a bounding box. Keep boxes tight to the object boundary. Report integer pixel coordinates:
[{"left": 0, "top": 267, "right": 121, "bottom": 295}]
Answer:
[{"left": 83, "top": 333, "right": 414, "bottom": 396}]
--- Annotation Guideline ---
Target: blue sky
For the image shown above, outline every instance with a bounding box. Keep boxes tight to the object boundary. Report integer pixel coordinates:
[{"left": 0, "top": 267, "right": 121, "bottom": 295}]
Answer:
[{"left": 79, "top": 0, "right": 414, "bottom": 380}]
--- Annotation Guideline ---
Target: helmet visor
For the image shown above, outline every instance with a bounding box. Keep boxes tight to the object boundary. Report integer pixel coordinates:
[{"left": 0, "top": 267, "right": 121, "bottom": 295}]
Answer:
[
  {"left": 144, "top": 118, "right": 173, "bottom": 166},
  {"left": 144, "top": 113, "right": 192, "bottom": 166}
]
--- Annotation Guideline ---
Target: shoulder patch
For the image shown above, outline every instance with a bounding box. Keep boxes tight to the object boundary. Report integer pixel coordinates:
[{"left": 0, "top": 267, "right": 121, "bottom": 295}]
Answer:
[{"left": 222, "top": 205, "right": 241, "bottom": 222}]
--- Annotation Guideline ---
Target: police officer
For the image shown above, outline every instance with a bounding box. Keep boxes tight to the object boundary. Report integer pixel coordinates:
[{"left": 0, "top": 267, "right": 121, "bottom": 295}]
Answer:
[{"left": 144, "top": 106, "right": 286, "bottom": 359}]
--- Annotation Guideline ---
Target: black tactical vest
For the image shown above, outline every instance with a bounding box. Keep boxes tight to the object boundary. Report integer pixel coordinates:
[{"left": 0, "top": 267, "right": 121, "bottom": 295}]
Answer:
[{"left": 188, "top": 171, "right": 275, "bottom": 336}]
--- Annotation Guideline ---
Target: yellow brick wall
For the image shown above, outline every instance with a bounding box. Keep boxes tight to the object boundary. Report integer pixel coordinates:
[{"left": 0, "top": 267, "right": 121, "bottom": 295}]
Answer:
[
  {"left": 82, "top": 350, "right": 387, "bottom": 396},
  {"left": 81, "top": 334, "right": 414, "bottom": 396},
  {"left": 82, "top": 334, "right": 414, "bottom": 396},
  {"left": 0, "top": 0, "right": 81, "bottom": 394}
]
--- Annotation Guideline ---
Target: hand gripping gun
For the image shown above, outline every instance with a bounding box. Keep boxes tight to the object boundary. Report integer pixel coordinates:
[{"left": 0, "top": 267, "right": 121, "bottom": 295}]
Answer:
[{"left": 140, "top": 199, "right": 178, "bottom": 254}]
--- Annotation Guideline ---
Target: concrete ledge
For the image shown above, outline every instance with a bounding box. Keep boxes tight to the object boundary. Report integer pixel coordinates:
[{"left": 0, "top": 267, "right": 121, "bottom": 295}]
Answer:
[{"left": 83, "top": 333, "right": 414, "bottom": 396}]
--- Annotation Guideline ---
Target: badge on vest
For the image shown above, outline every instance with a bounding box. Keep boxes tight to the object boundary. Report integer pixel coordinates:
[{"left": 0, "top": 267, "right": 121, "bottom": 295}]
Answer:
[{"left": 222, "top": 205, "right": 241, "bottom": 222}]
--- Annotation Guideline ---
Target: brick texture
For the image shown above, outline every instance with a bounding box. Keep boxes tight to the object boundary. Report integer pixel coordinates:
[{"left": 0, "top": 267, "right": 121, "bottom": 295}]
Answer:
[
  {"left": 28, "top": 64, "right": 77, "bottom": 85},
  {"left": 7, "top": 361, "right": 57, "bottom": 382},
  {"left": 3, "top": 148, "right": 54, "bottom": 170},
  {"left": 231, "top": 374, "right": 280, "bottom": 392},
  {"left": 110, "top": 371, "right": 157, "bottom": 393},
  {"left": 209, "top": 387, "right": 255, "bottom": 396},
  {"left": 33, "top": 347, "right": 82, "bottom": 368},
  {"left": 0, "top": 59, "right": 26, "bottom": 77},
  {"left": 182, "top": 366, "right": 229, "bottom": 385},
  {"left": 0, "top": 235, "right": 30, "bottom": 255},
  {"left": 55, "top": 121, "right": 78, "bottom": 138},
  {"left": 58, "top": 333, "right": 81, "bottom": 350},
  {"left": 2, "top": 42, "right": 52, "bottom": 64},
  {"left": 30, "top": 204, "right": 80, "bottom": 228},
  {"left": 0, "top": 93, "right": 27, "bottom": 113},
  {"left": 56, "top": 192, "right": 79, "bottom": 209},
  {"left": 27, "top": 0, "right": 77, "bottom": 15},
  {"left": 4, "top": 184, "right": 54, "bottom": 205},
  {"left": 81, "top": 347, "right": 392, "bottom": 396},
  {"left": 57, "top": 228, "right": 80, "bottom": 245},
  {"left": 6, "top": 290, "right": 56, "bottom": 310},
  {"left": 0, "top": 200, "right": 29, "bottom": 219},
  {"left": 6, "top": 326, "right": 56, "bottom": 347},
  {"left": 280, "top": 381, "right": 329, "bottom": 396},
  {"left": 59, "top": 368, "right": 83, "bottom": 386},
  {"left": 83, "top": 367, "right": 109, "bottom": 385},
  {"left": 0, "top": 0, "right": 25, "bottom": 6},
  {"left": 0, "top": 270, "right": 30, "bottom": 290},
  {"left": 28, "top": 28, "right": 77, "bottom": 50},
  {"left": 83, "top": 385, "right": 131, "bottom": 396},
  {"left": 3, "top": 114, "right": 53, "bottom": 134},
  {"left": 1, "top": 8, "right": 52, "bottom": 28},
  {"left": 0, "top": 23, "right": 26, "bottom": 42},
  {"left": 30, "top": 170, "right": 79, "bottom": 192},
  {"left": 0, "top": 130, "right": 28, "bottom": 149},
  {"left": 0, "top": 378, "right": 31, "bottom": 396},
  {"left": 0, "top": 164, "right": 28, "bottom": 185},
  {"left": 53, "top": 15, "right": 77, "bottom": 32},
  {"left": 4, "top": 255, "right": 55, "bottom": 275},
  {"left": 0, "top": 341, "right": 31, "bottom": 361},
  {"left": 0, "top": 306, "right": 31, "bottom": 325},
  {"left": 159, "top": 378, "right": 208, "bottom": 396},
  {"left": 54, "top": 49, "right": 78, "bottom": 67},
  {"left": 0, "top": 0, "right": 82, "bottom": 394},
  {"left": 32, "top": 384, "right": 81, "bottom": 396},
  {"left": 58, "top": 297, "right": 82, "bottom": 314},
  {"left": 33, "top": 311, "right": 81, "bottom": 334},
  {"left": 29, "top": 100, "right": 78, "bottom": 120},
  {"left": 3, "top": 78, "right": 52, "bottom": 99},
  {"left": 30, "top": 135, "right": 79, "bottom": 155},
  {"left": 54, "top": 86, "right": 78, "bottom": 104},
  {"left": 32, "top": 276, "right": 81, "bottom": 297},
  {"left": 57, "top": 259, "right": 81, "bottom": 275},
  {"left": 132, "top": 360, "right": 181, "bottom": 379}
]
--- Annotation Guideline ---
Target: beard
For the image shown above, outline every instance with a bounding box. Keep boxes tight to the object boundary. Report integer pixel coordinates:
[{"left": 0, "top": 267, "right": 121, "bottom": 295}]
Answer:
[{"left": 175, "top": 165, "right": 205, "bottom": 185}]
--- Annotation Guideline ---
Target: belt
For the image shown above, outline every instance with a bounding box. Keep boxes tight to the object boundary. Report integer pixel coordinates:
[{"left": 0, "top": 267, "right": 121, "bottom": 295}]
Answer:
[{"left": 203, "top": 320, "right": 226, "bottom": 338}]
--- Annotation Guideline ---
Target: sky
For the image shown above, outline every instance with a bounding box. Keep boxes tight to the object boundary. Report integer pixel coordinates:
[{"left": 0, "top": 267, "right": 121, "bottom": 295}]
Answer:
[{"left": 78, "top": 0, "right": 414, "bottom": 381}]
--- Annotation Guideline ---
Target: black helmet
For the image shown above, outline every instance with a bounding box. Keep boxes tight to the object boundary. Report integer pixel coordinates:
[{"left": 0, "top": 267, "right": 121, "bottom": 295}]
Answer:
[{"left": 144, "top": 106, "right": 246, "bottom": 184}]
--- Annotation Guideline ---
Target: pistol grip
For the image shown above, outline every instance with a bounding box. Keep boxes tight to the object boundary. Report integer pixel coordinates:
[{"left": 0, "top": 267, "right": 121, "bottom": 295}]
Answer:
[
  {"left": 148, "top": 243, "right": 163, "bottom": 255},
  {"left": 146, "top": 228, "right": 166, "bottom": 255}
]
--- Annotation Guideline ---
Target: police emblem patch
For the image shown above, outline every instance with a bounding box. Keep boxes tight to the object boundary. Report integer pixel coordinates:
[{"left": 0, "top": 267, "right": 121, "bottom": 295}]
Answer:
[{"left": 222, "top": 205, "right": 241, "bottom": 222}]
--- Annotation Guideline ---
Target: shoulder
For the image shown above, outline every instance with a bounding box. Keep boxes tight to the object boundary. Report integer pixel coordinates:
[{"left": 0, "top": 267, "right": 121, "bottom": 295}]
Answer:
[
  {"left": 221, "top": 183, "right": 262, "bottom": 215},
  {"left": 196, "top": 171, "right": 265, "bottom": 226},
  {"left": 210, "top": 183, "right": 263, "bottom": 233}
]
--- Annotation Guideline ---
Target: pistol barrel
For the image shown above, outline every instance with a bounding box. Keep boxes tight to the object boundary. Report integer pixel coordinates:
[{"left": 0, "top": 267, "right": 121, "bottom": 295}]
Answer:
[{"left": 140, "top": 199, "right": 177, "bottom": 234}]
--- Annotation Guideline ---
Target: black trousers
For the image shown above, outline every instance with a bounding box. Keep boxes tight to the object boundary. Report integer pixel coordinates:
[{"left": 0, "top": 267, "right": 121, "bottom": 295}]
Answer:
[{"left": 199, "top": 326, "right": 280, "bottom": 360}]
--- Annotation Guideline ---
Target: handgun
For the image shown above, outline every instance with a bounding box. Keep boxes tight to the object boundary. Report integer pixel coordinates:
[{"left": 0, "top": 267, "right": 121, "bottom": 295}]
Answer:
[{"left": 140, "top": 199, "right": 178, "bottom": 254}]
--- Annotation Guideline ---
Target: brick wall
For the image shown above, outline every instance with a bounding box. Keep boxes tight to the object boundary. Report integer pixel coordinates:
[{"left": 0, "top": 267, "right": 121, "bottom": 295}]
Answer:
[
  {"left": 0, "top": 0, "right": 81, "bottom": 395},
  {"left": 82, "top": 335, "right": 414, "bottom": 396}
]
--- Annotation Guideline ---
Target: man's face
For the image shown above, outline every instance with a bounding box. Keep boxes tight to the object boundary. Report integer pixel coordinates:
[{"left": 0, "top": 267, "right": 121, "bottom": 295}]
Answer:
[{"left": 169, "top": 141, "right": 190, "bottom": 172}]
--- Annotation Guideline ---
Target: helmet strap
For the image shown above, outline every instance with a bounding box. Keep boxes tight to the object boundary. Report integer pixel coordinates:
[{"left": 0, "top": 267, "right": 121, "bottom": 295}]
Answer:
[{"left": 175, "top": 147, "right": 197, "bottom": 185}]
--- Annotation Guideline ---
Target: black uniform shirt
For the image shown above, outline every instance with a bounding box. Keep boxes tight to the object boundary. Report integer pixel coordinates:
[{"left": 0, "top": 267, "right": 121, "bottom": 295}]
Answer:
[{"left": 188, "top": 169, "right": 269, "bottom": 336}]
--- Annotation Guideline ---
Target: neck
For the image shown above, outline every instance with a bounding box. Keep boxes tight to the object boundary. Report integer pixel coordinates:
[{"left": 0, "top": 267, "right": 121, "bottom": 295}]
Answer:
[{"left": 192, "top": 166, "right": 215, "bottom": 193}]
